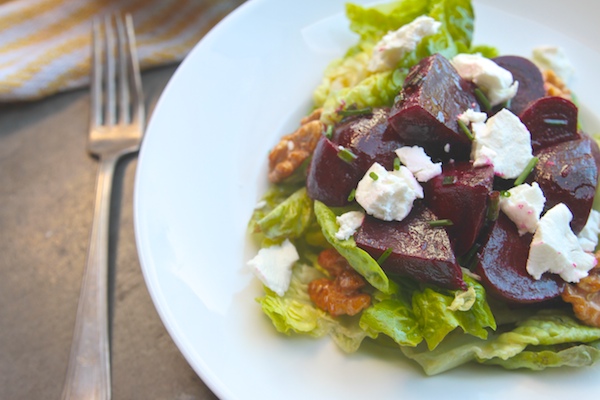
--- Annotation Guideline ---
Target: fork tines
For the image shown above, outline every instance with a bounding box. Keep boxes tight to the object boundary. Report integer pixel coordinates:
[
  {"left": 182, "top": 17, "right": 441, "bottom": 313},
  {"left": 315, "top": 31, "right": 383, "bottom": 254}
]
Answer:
[{"left": 91, "top": 13, "right": 143, "bottom": 129}]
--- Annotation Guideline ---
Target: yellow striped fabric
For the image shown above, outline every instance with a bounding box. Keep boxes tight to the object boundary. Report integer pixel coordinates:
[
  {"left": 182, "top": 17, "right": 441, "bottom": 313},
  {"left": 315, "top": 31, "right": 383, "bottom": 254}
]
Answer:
[{"left": 0, "top": 0, "right": 245, "bottom": 101}]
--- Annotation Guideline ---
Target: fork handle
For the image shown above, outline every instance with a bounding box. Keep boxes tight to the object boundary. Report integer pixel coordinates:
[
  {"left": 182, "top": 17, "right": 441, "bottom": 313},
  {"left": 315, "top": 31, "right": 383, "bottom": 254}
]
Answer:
[{"left": 62, "top": 156, "right": 117, "bottom": 400}]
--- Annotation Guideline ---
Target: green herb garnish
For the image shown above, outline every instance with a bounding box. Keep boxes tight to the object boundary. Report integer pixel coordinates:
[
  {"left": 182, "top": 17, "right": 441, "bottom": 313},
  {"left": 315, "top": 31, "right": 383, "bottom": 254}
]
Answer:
[
  {"left": 377, "top": 247, "right": 393, "bottom": 265},
  {"left": 337, "top": 147, "right": 358, "bottom": 163},
  {"left": 543, "top": 118, "right": 569, "bottom": 126},
  {"left": 429, "top": 219, "right": 454, "bottom": 227},
  {"left": 513, "top": 157, "right": 539, "bottom": 186},
  {"left": 457, "top": 119, "right": 474, "bottom": 141},
  {"left": 474, "top": 88, "right": 491, "bottom": 112},
  {"left": 338, "top": 107, "right": 373, "bottom": 117}
]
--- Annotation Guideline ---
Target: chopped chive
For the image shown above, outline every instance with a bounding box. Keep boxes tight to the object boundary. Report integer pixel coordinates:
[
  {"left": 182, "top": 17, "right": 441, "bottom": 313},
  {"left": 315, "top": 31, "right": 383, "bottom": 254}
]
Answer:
[
  {"left": 442, "top": 175, "right": 457, "bottom": 185},
  {"left": 474, "top": 88, "right": 491, "bottom": 112},
  {"left": 513, "top": 157, "right": 539, "bottom": 186},
  {"left": 369, "top": 171, "right": 379, "bottom": 181},
  {"left": 338, "top": 107, "right": 373, "bottom": 117},
  {"left": 543, "top": 118, "right": 569, "bottom": 126},
  {"left": 393, "top": 157, "right": 401, "bottom": 171},
  {"left": 500, "top": 190, "right": 511, "bottom": 198},
  {"left": 347, "top": 189, "right": 356, "bottom": 202},
  {"left": 324, "top": 124, "right": 333, "bottom": 138},
  {"left": 337, "top": 147, "right": 357, "bottom": 163},
  {"left": 429, "top": 219, "right": 454, "bottom": 227},
  {"left": 377, "top": 247, "right": 393, "bottom": 265},
  {"left": 487, "top": 191, "right": 500, "bottom": 222},
  {"left": 457, "top": 119, "right": 474, "bottom": 141},
  {"left": 459, "top": 243, "right": 481, "bottom": 268}
]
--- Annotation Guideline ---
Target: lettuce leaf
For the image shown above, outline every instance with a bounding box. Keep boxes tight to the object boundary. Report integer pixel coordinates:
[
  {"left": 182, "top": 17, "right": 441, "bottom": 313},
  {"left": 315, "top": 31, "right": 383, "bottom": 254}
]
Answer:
[
  {"left": 313, "top": 200, "right": 391, "bottom": 294},
  {"left": 483, "top": 342, "right": 600, "bottom": 370},
  {"left": 359, "top": 297, "right": 423, "bottom": 347},
  {"left": 256, "top": 264, "right": 370, "bottom": 352},
  {"left": 413, "top": 275, "right": 496, "bottom": 350},
  {"left": 251, "top": 187, "right": 314, "bottom": 242},
  {"left": 316, "top": 0, "right": 479, "bottom": 123},
  {"left": 401, "top": 310, "right": 600, "bottom": 375}
]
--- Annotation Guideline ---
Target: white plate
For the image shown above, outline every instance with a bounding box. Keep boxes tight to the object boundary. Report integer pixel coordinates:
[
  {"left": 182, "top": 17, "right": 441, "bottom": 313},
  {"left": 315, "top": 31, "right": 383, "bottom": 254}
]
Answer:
[{"left": 134, "top": 1, "right": 600, "bottom": 398}]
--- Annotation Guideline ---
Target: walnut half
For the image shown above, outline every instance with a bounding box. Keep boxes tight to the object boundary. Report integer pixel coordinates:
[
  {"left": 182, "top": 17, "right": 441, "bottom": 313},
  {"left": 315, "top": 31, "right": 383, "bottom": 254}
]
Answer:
[
  {"left": 562, "top": 254, "right": 600, "bottom": 328},
  {"left": 268, "top": 109, "right": 324, "bottom": 183},
  {"left": 308, "top": 249, "right": 371, "bottom": 317},
  {"left": 542, "top": 69, "right": 572, "bottom": 100}
]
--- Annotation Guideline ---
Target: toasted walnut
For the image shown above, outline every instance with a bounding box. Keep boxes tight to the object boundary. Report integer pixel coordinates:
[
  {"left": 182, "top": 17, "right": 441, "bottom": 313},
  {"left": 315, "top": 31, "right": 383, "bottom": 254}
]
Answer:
[
  {"left": 562, "top": 254, "right": 600, "bottom": 328},
  {"left": 268, "top": 109, "right": 324, "bottom": 183},
  {"left": 308, "top": 249, "right": 371, "bottom": 317},
  {"left": 300, "top": 108, "right": 322, "bottom": 125},
  {"left": 542, "top": 69, "right": 572, "bottom": 100}
]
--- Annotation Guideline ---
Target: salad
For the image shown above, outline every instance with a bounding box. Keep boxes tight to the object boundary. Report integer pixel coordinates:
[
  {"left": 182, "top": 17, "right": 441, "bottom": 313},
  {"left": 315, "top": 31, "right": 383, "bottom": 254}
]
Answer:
[{"left": 247, "top": 0, "right": 600, "bottom": 375}]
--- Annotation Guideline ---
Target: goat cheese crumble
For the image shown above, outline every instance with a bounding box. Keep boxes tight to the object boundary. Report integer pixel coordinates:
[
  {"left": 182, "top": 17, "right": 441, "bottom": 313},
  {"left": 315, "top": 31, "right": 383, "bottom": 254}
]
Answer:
[
  {"left": 470, "top": 108, "right": 534, "bottom": 179},
  {"left": 451, "top": 53, "right": 519, "bottom": 106},
  {"left": 355, "top": 162, "right": 423, "bottom": 221},
  {"left": 248, "top": 239, "right": 299, "bottom": 296},
  {"left": 395, "top": 145, "right": 442, "bottom": 182},
  {"left": 532, "top": 45, "right": 575, "bottom": 84},
  {"left": 500, "top": 182, "right": 546, "bottom": 236},
  {"left": 368, "top": 16, "right": 441, "bottom": 72},
  {"left": 577, "top": 209, "right": 600, "bottom": 252},
  {"left": 526, "top": 203, "right": 597, "bottom": 283},
  {"left": 335, "top": 211, "right": 365, "bottom": 240}
]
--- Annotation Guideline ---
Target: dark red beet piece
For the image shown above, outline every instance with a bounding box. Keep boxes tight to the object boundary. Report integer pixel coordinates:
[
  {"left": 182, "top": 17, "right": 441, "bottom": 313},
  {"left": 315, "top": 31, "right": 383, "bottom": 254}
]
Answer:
[
  {"left": 388, "top": 53, "right": 478, "bottom": 162},
  {"left": 519, "top": 96, "right": 579, "bottom": 152},
  {"left": 306, "top": 136, "right": 360, "bottom": 207},
  {"left": 532, "top": 137, "right": 598, "bottom": 234},
  {"left": 332, "top": 107, "right": 404, "bottom": 172},
  {"left": 475, "top": 213, "right": 565, "bottom": 305},
  {"left": 355, "top": 203, "right": 466, "bottom": 290},
  {"left": 582, "top": 131, "right": 600, "bottom": 172},
  {"left": 423, "top": 162, "right": 494, "bottom": 256},
  {"left": 493, "top": 55, "right": 545, "bottom": 116}
]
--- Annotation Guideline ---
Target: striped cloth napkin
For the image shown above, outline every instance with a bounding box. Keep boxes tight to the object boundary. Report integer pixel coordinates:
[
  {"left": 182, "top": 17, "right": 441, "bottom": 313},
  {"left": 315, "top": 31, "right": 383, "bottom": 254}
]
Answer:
[{"left": 0, "top": 0, "right": 244, "bottom": 102}]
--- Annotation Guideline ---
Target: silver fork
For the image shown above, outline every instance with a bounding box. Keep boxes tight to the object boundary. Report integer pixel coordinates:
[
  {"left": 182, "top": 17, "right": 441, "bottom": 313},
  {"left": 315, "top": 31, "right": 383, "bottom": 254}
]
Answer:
[{"left": 61, "top": 13, "right": 144, "bottom": 400}]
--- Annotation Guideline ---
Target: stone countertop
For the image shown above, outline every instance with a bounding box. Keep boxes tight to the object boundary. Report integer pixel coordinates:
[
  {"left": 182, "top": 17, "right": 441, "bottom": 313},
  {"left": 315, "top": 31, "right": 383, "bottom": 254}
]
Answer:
[{"left": 0, "top": 64, "right": 218, "bottom": 400}]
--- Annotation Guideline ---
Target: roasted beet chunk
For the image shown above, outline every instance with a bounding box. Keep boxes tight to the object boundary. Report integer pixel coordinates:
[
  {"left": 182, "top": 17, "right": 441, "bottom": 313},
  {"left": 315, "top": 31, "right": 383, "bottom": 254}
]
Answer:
[
  {"left": 332, "top": 107, "right": 404, "bottom": 172},
  {"left": 475, "top": 213, "right": 565, "bottom": 305},
  {"left": 519, "top": 96, "right": 579, "bottom": 152},
  {"left": 355, "top": 203, "right": 466, "bottom": 290},
  {"left": 423, "top": 162, "right": 494, "bottom": 256},
  {"left": 493, "top": 55, "right": 545, "bottom": 116},
  {"left": 388, "top": 54, "right": 478, "bottom": 162},
  {"left": 532, "top": 137, "right": 598, "bottom": 234},
  {"left": 306, "top": 108, "right": 405, "bottom": 207},
  {"left": 306, "top": 136, "right": 361, "bottom": 207}
]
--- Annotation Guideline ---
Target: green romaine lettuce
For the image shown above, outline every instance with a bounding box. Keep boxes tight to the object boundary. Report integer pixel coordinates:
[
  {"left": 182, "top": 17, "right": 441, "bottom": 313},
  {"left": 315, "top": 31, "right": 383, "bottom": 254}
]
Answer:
[
  {"left": 313, "top": 200, "right": 392, "bottom": 294},
  {"left": 257, "top": 263, "right": 370, "bottom": 352},
  {"left": 316, "top": 0, "right": 481, "bottom": 123},
  {"left": 413, "top": 275, "right": 496, "bottom": 350},
  {"left": 249, "top": 187, "right": 314, "bottom": 243},
  {"left": 401, "top": 310, "right": 600, "bottom": 375}
]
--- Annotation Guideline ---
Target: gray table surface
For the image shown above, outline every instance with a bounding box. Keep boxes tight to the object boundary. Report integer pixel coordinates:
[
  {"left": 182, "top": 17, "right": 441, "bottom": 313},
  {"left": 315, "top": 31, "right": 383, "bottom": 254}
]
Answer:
[{"left": 0, "top": 64, "right": 218, "bottom": 399}]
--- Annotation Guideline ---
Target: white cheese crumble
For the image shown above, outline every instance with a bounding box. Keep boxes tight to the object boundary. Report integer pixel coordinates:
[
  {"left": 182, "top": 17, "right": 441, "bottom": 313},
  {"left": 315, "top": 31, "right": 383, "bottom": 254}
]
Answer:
[
  {"left": 355, "top": 162, "right": 423, "bottom": 221},
  {"left": 335, "top": 211, "right": 365, "bottom": 240},
  {"left": 395, "top": 146, "right": 442, "bottom": 182},
  {"left": 526, "top": 203, "right": 597, "bottom": 283},
  {"left": 577, "top": 209, "right": 600, "bottom": 252},
  {"left": 451, "top": 53, "right": 519, "bottom": 106},
  {"left": 247, "top": 239, "right": 299, "bottom": 296},
  {"left": 499, "top": 182, "right": 546, "bottom": 235},
  {"left": 532, "top": 45, "right": 575, "bottom": 84},
  {"left": 458, "top": 108, "right": 487, "bottom": 125},
  {"left": 470, "top": 108, "right": 534, "bottom": 179},
  {"left": 368, "top": 16, "right": 441, "bottom": 73}
]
